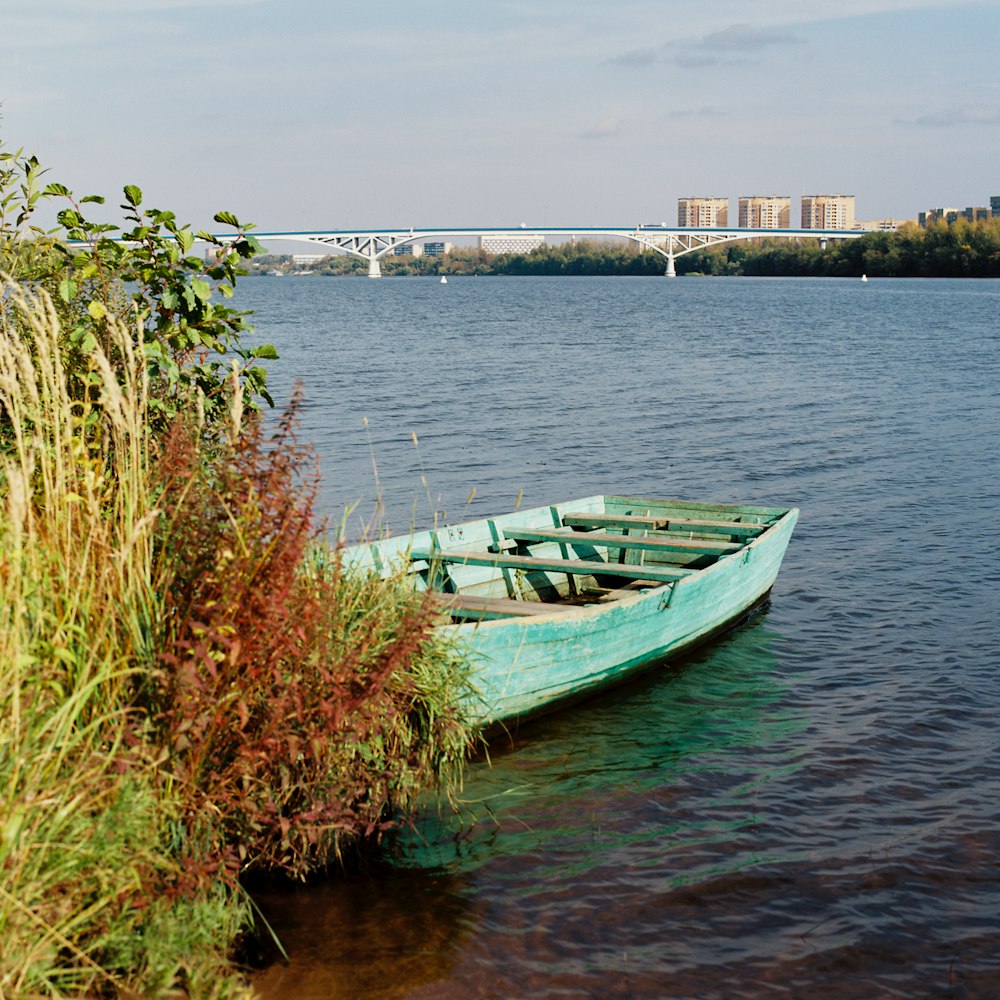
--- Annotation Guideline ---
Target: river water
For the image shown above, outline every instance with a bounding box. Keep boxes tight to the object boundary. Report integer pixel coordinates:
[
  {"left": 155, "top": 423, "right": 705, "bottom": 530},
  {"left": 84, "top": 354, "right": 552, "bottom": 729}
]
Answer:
[{"left": 236, "top": 276, "right": 1000, "bottom": 999}]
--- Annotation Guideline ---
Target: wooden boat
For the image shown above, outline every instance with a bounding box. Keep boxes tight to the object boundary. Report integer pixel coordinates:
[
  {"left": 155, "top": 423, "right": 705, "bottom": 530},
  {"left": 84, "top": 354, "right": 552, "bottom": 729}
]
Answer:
[{"left": 344, "top": 494, "right": 798, "bottom": 730}]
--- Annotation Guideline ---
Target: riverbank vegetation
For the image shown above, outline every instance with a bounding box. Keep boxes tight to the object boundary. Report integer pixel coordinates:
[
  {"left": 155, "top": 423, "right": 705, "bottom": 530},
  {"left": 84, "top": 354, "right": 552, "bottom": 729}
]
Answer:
[
  {"left": 1, "top": 139, "right": 475, "bottom": 996},
  {"left": 252, "top": 218, "right": 1000, "bottom": 279}
]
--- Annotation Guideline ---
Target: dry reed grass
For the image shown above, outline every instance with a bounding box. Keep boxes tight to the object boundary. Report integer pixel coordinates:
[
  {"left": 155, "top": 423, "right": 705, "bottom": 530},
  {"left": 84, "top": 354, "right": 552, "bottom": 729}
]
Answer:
[{"left": 0, "top": 280, "right": 249, "bottom": 997}]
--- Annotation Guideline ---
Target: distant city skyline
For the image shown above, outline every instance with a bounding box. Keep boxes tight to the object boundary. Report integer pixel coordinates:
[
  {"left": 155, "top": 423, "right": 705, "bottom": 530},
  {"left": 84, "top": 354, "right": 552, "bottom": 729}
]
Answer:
[{"left": 2, "top": 0, "right": 998, "bottom": 236}]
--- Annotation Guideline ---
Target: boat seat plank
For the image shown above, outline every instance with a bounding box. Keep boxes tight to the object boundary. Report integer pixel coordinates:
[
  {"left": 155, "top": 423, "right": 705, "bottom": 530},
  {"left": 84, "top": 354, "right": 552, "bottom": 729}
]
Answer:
[
  {"left": 562, "top": 512, "right": 766, "bottom": 537},
  {"left": 504, "top": 526, "right": 740, "bottom": 554},
  {"left": 410, "top": 548, "right": 694, "bottom": 582},
  {"left": 428, "top": 593, "right": 576, "bottom": 619}
]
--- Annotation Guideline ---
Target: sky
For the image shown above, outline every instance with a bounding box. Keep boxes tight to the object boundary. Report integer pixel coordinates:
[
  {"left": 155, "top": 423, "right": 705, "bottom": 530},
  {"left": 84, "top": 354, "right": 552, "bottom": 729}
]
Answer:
[{"left": 3, "top": 0, "right": 999, "bottom": 242}]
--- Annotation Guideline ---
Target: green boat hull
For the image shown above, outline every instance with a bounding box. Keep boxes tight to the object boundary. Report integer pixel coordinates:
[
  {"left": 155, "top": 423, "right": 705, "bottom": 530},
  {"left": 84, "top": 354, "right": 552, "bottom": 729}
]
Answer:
[{"left": 345, "top": 494, "right": 799, "bottom": 729}]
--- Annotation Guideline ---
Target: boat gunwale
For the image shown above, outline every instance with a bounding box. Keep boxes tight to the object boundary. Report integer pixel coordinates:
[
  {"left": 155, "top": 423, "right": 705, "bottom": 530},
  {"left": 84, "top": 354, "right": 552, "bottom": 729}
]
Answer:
[{"left": 433, "top": 502, "right": 798, "bottom": 632}]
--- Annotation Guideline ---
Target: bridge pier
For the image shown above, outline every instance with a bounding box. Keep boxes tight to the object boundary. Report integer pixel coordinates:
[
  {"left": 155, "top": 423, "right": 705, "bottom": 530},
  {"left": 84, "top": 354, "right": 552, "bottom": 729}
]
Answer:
[
  {"left": 665, "top": 253, "right": 676, "bottom": 277},
  {"left": 367, "top": 257, "right": 382, "bottom": 278}
]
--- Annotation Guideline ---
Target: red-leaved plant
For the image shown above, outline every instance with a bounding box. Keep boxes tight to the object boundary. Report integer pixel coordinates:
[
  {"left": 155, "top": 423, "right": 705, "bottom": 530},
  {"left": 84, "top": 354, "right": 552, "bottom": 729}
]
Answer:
[{"left": 146, "top": 394, "right": 472, "bottom": 885}]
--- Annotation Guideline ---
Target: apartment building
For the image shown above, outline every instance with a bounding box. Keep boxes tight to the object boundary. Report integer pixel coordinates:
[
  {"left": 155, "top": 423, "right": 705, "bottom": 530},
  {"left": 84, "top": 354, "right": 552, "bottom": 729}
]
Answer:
[
  {"left": 801, "top": 194, "right": 856, "bottom": 230},
  {"left": 738, "top": 196, "right": 791, "bottom": 229},
  {"left": 677, "top": 197, "right": 729, "bottom": 228}
]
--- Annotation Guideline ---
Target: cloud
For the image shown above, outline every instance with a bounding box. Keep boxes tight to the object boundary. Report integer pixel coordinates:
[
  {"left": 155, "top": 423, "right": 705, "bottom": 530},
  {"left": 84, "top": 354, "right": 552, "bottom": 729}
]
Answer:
[
  {"left": 700, "top": 23, "right": 803, "bottom": 50},
  {"left": 579, "top": 117, "right": 625, "bottom": 139},
  {"left": 910, "top": 103, "right": 1000, "bottom": 127},
  {"left": 606, "top": 21, "right": 803, "bottom": 70},
  {"left": 664, "top": 106, "right": 729, "bottom": 120},
  {"left": 606, "top": 48, "right": 660, "bottom": 67}
]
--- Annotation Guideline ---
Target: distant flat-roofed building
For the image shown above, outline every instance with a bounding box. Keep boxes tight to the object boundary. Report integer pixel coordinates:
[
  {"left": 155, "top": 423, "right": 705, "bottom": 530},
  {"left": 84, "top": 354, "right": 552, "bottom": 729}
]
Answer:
[
  {"left": 801, "top": 194, "right": 856, "bottom": 230},
  {"left": 422, "top": 241, "right": 454, "bottom": 256},
  {"left": 962, "top": 206, "right": 990, "bottom": 223},
  {"left": 919, "top": 208, "right": 961, "bottom": 227},
  {"left": 738, "top": 196, "right": 791, "bottom": 229},
  {"left": 858, "top": 218, "right": 909, "bottom": 231},
  {"left": 991, "top": 195, "right": 1000, "bottom": 217},
  {"left": 479, "top": 233, "right": 545, "bottom": 254},
  {"left": 677, "top": 197, "right": 729, "bottom": 228}
]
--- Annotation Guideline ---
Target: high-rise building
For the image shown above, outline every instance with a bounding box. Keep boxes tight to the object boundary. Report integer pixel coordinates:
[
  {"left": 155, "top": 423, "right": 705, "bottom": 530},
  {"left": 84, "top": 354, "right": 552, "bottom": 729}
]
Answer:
[
  {"left": 738, "top": 196, "right": 791, "bottom": 229},
  {"left": 677, "top": 197, "right": 729, "bottom": 228},
  {"left": 801, "top": 194, "right": 856, "bottom": 230}
]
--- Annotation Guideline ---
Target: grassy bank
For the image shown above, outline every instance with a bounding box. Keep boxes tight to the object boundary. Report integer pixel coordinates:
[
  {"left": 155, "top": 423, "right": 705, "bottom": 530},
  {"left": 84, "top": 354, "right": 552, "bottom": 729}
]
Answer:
[{"left": 0, "top": 261, "right": 474, "bottom": 990}]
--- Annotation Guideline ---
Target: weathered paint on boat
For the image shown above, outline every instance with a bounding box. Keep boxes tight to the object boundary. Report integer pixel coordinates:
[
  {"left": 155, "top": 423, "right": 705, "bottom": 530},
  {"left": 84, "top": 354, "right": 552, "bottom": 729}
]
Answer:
[{"left": 344, "top": 495, "right": 798, "bottom": 729}]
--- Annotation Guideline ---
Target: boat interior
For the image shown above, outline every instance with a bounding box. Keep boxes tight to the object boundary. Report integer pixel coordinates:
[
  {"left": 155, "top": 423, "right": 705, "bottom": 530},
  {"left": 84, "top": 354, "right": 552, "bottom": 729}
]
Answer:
[{"left": 399, "top": 502, "right": 780, "bottom": 623}]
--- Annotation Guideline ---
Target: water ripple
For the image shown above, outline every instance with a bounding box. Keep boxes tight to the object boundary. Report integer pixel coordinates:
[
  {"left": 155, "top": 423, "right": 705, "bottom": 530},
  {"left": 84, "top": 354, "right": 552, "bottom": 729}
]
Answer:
[{"left": 244, "top": 277, "right": 1000, "bottom": 1000}]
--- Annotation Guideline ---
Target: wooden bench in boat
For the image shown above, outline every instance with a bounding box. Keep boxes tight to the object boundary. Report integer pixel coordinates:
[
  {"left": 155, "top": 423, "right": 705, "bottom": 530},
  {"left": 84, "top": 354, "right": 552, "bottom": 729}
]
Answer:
[
  {"left": 410, "top": 548, "right": 695, "bottom": 583},
  {"left": 501, "top": 526, "right": 741, "bottom": 555},
  {"left": 428, "top": 592, "right": 577, "bottom": 620},
  {"left": 561, "top": 511, "right": 767, "bottom": 537}
]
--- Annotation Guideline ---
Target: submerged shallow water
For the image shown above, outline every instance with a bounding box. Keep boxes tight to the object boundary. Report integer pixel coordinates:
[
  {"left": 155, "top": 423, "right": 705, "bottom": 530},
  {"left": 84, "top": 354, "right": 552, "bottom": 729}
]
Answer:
[{"left": 234, "top": 276, "right": 999, "bottom": 998}]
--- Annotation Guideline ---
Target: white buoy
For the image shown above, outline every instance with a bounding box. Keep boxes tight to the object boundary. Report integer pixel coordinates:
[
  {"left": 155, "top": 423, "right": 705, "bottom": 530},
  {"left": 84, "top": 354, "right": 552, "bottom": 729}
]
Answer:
[
  {"left": 861, "top": 274, "right": 868, "bottom": 283},
  {"left": 440, "top": 276, "right": 448, "bottom": 284}
]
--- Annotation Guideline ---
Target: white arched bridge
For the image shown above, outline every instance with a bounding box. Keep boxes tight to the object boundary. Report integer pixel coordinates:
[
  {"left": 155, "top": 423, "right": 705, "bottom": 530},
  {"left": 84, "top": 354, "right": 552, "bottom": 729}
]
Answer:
[{"left": 252, "top": 225, "right": 868, "bottom": 278}]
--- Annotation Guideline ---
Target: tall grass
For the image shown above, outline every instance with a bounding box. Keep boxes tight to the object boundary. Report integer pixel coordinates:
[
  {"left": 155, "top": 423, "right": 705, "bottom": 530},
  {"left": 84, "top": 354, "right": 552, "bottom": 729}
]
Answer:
[
  {"left": 0, "top": 278, "right": 476, "bottom": 995},
  {"left": 0, "top": 281, "right": 250, "bottom": 996}
]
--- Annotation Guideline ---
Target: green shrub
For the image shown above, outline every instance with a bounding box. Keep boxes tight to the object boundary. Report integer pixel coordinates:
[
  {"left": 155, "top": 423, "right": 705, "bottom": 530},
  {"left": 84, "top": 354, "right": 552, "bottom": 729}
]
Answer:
[{"left": 1, "top": 136, "right": 276, "bottom": 437}]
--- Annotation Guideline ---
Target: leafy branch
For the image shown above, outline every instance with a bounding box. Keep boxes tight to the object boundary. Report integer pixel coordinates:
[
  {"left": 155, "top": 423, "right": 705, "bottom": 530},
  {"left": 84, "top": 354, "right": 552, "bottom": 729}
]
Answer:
[{"left": 1, "top": 136, "right": 278, "bottom": 434}]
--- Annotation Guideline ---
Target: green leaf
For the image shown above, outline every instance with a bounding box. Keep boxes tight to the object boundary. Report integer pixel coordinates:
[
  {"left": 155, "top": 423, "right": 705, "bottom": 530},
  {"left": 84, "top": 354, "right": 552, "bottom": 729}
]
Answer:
[
  {"left": 252, "top": 344, "right": 279, "bottom": 360},
  {"left": 42, "top": 183, "right": 71, "bottom": 197},
  {"left": 57, "top": 208, "right": 82, "bottom": 228},
  {"left": 213, "top": 210, "right": 240, "bottom": 228},
  {"left": 191, "top": 279, "right": 211, "bottom": 302},
  {"left": 81, "top": 194, "right": 105, "bottom": 204},
  {"left": 87, "top": 300, "right": 107, "bottom": 321},
  {"left": 123, "top": 185, "right": 143, "bottom": 207},
  {"left": 232, "top": 235, "right": 261, "bottom": 258},
  {"left": 58, "top": 277, "right": 77, "bottom": 302}
]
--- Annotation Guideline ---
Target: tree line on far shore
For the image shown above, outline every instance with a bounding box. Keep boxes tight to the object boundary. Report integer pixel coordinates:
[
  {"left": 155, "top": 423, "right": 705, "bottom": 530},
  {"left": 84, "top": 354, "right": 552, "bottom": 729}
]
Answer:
[{"left": 255, "top": 218, "right": 1000, "bottom": 279}]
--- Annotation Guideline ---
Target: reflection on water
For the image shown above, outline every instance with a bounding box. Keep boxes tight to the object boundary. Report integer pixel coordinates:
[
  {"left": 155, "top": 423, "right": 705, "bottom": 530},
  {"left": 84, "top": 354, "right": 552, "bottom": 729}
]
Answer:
[
  {"left": 242, "top": 277, "right": 1000, "bottom": 999},
  {"left": 251, "top": 618, "right": 796, "bottom": 999},
  {"left": 395, "top": 616, "right": 792, "bottom": 876},
  {"left": 249, "top": 867, "right": 474, "bottom": 1000}
]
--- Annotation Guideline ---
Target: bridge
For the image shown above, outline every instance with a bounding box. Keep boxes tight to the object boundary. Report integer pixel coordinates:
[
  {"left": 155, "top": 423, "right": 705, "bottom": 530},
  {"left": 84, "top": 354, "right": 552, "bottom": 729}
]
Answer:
[{"left": 252, "top": 225, "right": 868, "bottom": 277}]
